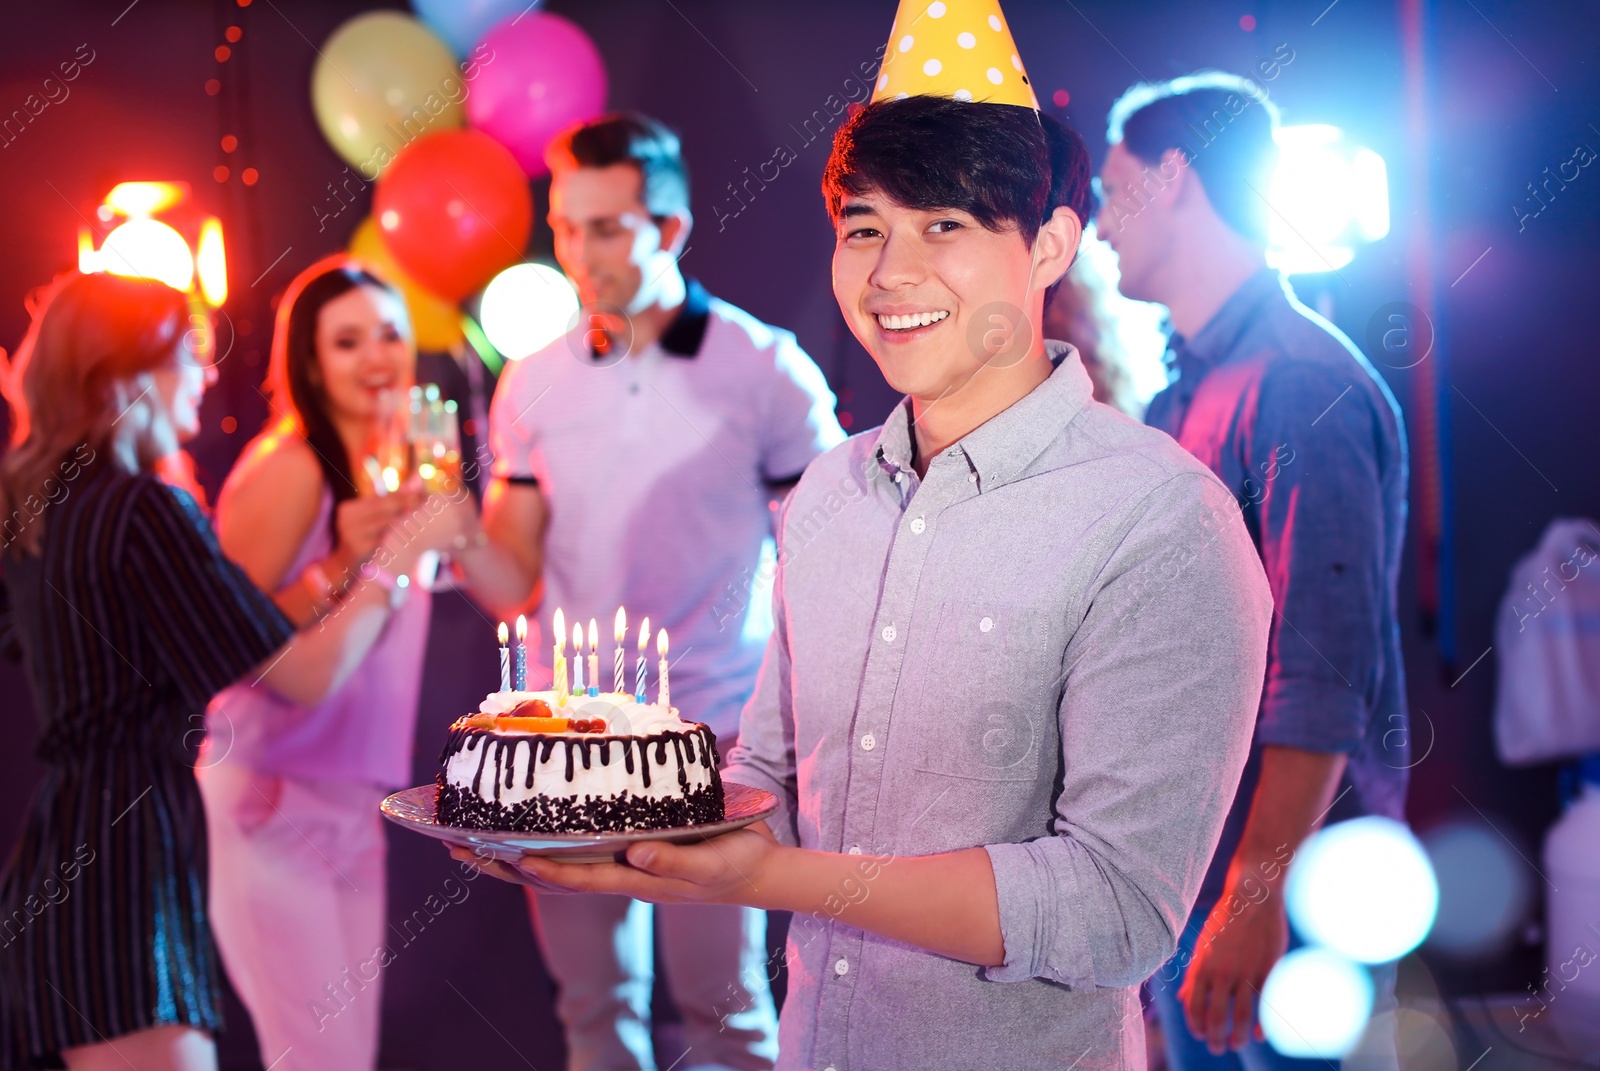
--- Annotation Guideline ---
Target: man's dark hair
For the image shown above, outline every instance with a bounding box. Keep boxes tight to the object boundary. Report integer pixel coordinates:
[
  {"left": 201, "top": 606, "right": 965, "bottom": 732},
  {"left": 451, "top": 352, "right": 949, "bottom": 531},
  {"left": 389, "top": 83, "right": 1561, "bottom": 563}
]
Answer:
[
  {"left": 822, "top": 96, "right": 1093, "bottom": 254},
  {"left": 546, "top": 112, "right": 690, "bottom": 219},
  {"left": 1106, "top": 72, "right": 1279, "bottom": 242}
]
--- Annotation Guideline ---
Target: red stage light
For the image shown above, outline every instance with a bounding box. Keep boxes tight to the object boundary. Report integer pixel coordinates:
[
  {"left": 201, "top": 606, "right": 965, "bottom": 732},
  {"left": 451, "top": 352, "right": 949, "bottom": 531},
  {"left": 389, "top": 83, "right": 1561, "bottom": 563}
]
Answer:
[
  {"left": 1052, "top": 88, "right": 1070, "bottom": 107},
  {"left": 1240, "top": 14, "right": 1257, "bottom": 31}
]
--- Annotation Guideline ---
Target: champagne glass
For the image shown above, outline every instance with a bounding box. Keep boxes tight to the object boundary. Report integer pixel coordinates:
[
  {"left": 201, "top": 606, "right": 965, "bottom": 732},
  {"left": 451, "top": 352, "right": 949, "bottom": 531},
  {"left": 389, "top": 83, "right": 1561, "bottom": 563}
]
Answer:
[
  {"left": 414, "top": 385, "right": 462, "bottom": 494},
  {"left": 370, "top": 387, "right": 414, "bottom": 496}
]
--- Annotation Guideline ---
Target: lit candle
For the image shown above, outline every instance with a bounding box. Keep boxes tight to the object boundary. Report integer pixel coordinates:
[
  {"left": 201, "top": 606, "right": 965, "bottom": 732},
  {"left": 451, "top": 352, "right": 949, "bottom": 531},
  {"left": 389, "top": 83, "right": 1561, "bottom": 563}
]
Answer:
[
  {"left": 552, "top": 608, "right": 567, "bottom": 704},
  {"left": 571, "top": 621, "right": 585, "bottom": 692},
  {"left": 657, "top": 628, "right": 670, "bottom": 709},
  {"left": 634, "top": 616, "right": 650, "bottom": 701},
  {"left": 587, "top": 619, "right": 600, "bottom": 698},
  {"left": 613, "top": 607, "right": 627, "bottom": 693},
  {"left": 497, "top": 621, "right": 510, "bottom": 693},
  {"left": 514, "top": 615, "right": 527, "bottom": 691}
]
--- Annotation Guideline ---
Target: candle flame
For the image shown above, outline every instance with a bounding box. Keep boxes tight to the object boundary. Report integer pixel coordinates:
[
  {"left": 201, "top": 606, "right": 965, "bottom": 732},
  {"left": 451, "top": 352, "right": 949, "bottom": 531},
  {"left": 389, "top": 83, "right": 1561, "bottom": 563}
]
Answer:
[
  {"left": 571, "top": 622, "right": 582, "bottom": 650},
  {"left": 516, "top": 613, "right": 528, "bottom": 642},
  {"left": 551, "top": 608, "right": 563, "bottom": 649},
  {"left": 657, "top": 628, "right": 669, "bottom": 657},
  {"left": 497, "top": 621, "right": 509, "bottom": 645},
  {"left": 614, "top": 606, "right": 627, "bottom": 644},
  {"left": 588, "top": 618, "right": 598, "bottom": 651},
  {"left": 637, "top": 617, "right": 650, "bottom": 651}
]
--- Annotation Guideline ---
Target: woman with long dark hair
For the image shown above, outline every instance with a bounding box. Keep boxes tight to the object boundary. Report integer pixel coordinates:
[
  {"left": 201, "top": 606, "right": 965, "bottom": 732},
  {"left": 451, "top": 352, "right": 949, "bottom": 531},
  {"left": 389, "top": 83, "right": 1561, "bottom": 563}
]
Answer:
[
  {"left": 197, "top": 257, "right": 526, "bottom": 1071},
  {"left": 0, "top": 271, "right": 459, "bottom": 1071}
]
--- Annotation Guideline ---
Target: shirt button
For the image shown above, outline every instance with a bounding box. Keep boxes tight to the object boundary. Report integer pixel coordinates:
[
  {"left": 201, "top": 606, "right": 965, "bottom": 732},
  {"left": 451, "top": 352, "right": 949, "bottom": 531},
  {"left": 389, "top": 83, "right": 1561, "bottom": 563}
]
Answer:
[
  {"left": 909, "top": 516, "right": 926, "bottom": 534},
  {"left": 881, "top": 624, "right": 897, "bottom": 642},
  {"left": 848, "top": 845, "right": 862, "bottom": 855},
  {"left": 979, "top": 616, "right": 994, "bottom": 633},
  {"left": 834, "top": 957, "right": 850, "bottom": 976},
  {"left": 860, "top": 733, "right": 876, "bottom": 751}
]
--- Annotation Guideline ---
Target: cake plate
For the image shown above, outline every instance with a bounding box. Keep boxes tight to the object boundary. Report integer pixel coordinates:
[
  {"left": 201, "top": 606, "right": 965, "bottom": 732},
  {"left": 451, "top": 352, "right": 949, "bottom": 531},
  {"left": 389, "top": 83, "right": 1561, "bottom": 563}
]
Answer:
[{"left": 380, "top": 782, "right": 779, "bottom": 864}]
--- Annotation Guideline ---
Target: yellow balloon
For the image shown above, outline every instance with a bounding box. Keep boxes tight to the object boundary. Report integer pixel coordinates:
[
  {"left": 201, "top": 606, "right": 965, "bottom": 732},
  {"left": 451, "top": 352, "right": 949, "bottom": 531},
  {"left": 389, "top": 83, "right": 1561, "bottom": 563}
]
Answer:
[
  {"left": 312, "top": 12, "right": 465, "bottom": 180},
  {"left": 349, "top": 216, "right": 463, "bottom": 352}
]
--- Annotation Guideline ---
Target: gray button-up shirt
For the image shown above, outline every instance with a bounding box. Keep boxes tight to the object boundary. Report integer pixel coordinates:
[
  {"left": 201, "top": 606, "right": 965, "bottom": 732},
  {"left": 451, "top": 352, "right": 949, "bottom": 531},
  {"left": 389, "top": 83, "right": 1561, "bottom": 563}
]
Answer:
[
  {"left": 726, "top": 346, "right": 1273, "bottom": 1071},
  {"left": 1145, "top": 269, "right": 1411, "bottom": 905}
]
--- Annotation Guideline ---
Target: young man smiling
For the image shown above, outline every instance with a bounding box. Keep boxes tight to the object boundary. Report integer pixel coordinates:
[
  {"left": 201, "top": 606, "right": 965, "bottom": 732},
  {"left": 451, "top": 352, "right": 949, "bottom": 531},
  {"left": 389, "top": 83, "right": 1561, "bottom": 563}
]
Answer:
[{"left": 463, "top": 4, "right": 1273, "bottom": 1068}]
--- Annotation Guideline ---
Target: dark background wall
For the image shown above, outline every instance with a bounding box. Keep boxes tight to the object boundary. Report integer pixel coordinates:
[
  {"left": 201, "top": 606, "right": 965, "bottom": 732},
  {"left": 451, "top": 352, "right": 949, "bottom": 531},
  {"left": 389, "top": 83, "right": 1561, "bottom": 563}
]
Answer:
[{"left": 1, "top": 1, "right": 1596, "bottom": 1067}]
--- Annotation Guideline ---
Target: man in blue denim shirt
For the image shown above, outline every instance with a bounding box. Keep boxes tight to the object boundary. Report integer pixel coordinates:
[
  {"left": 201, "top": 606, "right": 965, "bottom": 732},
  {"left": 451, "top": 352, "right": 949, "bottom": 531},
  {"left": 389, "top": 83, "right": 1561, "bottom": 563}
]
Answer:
[{"left": 1097, "top": 73, "right": 1410, "bottom": 1067}]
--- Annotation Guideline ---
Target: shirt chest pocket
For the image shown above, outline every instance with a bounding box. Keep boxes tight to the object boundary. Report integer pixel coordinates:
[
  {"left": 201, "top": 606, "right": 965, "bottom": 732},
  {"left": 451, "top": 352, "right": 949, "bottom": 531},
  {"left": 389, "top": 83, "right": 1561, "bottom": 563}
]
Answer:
[{"left": 905, "top": 601, "right": 1054, "bottom": 783}]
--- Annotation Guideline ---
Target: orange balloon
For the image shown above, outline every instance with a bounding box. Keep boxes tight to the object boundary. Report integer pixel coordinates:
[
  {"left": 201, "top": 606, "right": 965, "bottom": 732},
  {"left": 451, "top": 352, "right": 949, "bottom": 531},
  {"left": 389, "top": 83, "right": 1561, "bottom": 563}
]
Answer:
[
  {"left": 374, "top": 129, "right": 532, "bottom": 302},
  {"left": 347, "top": 216, "right": 462, "bottom": 352}
]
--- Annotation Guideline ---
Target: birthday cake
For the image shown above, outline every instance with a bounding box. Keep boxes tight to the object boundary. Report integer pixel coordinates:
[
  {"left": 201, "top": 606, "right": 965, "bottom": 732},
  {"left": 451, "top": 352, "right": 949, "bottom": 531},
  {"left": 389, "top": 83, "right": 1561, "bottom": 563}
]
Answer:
[{"left": 435, "top": 689, "right": 725, "bottom": 834}]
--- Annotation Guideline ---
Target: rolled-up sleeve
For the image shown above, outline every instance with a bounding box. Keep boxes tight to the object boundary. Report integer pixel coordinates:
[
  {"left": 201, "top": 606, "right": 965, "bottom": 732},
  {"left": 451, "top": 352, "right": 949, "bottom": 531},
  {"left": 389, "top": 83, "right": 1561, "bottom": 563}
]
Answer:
[
  {"left": 1251, "top": 363, "right": 1387, "bottom": 752},
  {"left": 983, "top": 471, "right": 1271, "bottom": 987},
  {"left": 758, "top": 334, "right": 845, "bottom": 485},
  {"left": 723, "top": 494, "right": 801, "bottom": 846}
]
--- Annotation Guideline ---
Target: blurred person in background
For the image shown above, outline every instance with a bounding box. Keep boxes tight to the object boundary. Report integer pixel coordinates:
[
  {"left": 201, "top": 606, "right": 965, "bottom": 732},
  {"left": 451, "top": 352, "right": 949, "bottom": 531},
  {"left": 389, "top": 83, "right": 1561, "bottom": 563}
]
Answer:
[
  {"left": 1098, "top": 72, "right": 1409, "bottom": 1069},
  {"left": 1042, "top": 224, "right": 1169, "bottom": 421},
  {"left": 0, "top": 272, "right": 453, "bottom": 1071},
  {"left": 199, "top": 258, "right": 523, "bottom": 1071}
]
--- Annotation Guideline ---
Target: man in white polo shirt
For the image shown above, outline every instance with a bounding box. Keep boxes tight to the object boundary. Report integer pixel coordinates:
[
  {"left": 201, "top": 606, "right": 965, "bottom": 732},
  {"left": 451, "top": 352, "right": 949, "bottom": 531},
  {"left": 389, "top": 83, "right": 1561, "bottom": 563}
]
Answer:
[{"left": 480, "top": 113, "right": 844, "bottom": 1071}]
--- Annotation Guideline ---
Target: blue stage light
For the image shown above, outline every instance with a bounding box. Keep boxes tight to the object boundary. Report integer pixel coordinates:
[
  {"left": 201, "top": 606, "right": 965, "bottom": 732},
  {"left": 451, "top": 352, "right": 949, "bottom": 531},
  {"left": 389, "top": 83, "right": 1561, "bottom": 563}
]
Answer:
[{"left": 1267, "top": 124, "right": 1390, "bottom": 276}]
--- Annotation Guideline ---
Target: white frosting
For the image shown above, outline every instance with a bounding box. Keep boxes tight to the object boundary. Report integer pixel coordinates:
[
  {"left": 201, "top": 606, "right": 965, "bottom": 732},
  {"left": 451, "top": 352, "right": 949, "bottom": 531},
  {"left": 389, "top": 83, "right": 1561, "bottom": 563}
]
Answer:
[
  {"left": 443, "top": 725, "right": 716, "bottom": 805},
  {"left": 476, "top": 689, "right": 686, "bottom": 736}
]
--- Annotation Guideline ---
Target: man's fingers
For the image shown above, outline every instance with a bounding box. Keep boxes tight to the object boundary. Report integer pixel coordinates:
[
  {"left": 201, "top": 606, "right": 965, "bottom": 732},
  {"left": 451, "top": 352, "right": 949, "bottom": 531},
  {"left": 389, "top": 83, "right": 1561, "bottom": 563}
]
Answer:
[
  {"left": 1203, "top": 980, "right": 1235, "bottom": 1054},
  {"left": 623, "top": 840, "right": 718, "bottom": 883},
  {"left": 1229, "top": 983, "right": 1256, "bottom": 1051},
  {"left": 1180, "top": 972, "right": 1209, "bottom": 1041}
]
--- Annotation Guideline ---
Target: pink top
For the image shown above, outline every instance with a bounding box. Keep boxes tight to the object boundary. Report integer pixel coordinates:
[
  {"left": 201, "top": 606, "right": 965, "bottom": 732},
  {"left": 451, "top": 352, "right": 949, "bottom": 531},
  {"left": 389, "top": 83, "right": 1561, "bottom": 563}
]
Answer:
[{"left": 207, "top": 488, "right": 431, "bottom": 787}]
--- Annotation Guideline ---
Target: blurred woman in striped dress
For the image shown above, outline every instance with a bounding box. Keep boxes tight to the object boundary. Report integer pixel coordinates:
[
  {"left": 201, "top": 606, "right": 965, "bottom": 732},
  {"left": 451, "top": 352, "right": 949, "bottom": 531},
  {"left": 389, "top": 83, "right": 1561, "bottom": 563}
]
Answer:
[{"left": 0, "top": 272, "right": 463, "bottom": 1070}]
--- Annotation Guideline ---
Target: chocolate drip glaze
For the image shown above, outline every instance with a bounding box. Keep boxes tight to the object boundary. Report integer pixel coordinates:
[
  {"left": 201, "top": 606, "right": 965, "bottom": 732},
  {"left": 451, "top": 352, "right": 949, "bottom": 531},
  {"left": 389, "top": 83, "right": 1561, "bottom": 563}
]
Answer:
[
  {"left": 636, "top": 738, "right": 651, "bottom": 789},
  {"left": 472, "top": 734, "right": 489, "bottom": 794}
]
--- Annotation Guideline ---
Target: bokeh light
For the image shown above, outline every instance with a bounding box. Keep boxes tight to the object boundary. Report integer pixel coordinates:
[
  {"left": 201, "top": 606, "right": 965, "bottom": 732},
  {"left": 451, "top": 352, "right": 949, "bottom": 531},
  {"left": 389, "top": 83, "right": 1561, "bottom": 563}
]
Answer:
[
  {"left": 1286, "top": 816, "right": 1439, "bottom": 963},
  {"left": 196, "top": 218, "right": 227, "bottom": 306},
  {"left": 1422, "top": 821, "right": 1531, "bottom": 958},
  {"left": 1260, "top": 948, "right": 1374, "bottom": 1058},
  {"left": 480, "top": 263, "right": 580, "bottom": 361},
  {"left": 1267, "top": 124, "right": 1390, "bottom": 276},
  {"left": 96, "top": 219, "right": 195, "bottom": 291}
]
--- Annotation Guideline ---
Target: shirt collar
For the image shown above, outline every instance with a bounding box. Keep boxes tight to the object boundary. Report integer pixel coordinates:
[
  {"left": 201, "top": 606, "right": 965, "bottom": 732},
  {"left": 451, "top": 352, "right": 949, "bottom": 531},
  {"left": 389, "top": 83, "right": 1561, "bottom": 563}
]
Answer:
[
  {"left": 590, "top": 277, "right": 712, "bottom": 360},
  {"left": 1168, "top": 266, "right": 1284, "bottom": 378},
  {"left": 871, "top": 341, "right": 1094, "bottom": 492}
]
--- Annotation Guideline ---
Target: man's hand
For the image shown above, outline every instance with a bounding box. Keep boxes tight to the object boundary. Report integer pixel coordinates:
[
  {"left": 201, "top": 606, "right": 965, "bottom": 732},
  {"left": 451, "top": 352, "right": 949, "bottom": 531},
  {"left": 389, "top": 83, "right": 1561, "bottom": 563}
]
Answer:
[
  {"left": 450, "top": 823, "right": 781, "bottom": 906},
  {"left": 1179, "top": 880, "right": 1290, "bottom": 1053}
]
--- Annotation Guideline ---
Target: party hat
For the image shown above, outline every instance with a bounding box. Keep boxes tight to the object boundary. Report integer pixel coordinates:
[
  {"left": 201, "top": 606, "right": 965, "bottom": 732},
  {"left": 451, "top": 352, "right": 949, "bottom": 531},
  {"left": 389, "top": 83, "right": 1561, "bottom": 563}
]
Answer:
[{"left": 870, "top": 0, "right": 1040, "bottom": 110}]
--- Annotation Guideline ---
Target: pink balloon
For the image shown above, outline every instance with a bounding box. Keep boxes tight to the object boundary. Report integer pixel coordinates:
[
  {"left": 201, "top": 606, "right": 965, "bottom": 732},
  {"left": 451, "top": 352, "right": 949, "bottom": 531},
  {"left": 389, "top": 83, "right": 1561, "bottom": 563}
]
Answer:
[{"left": 467, "top": 12, "right": 608, "bottom": 178}]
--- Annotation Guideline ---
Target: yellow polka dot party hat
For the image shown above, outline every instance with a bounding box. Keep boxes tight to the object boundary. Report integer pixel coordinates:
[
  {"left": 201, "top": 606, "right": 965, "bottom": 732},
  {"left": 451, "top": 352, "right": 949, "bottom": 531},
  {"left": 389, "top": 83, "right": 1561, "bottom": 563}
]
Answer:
[{"left": 871, "top": 0, "right": 1040, "bottom": 110}]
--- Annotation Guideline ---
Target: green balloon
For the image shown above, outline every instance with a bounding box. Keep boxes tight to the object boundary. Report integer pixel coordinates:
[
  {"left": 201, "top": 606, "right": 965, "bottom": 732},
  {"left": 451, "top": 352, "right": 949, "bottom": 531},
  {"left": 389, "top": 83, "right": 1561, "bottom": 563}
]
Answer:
[{"left": 312, "top": 12, "right": 465, "bottom": 180}]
